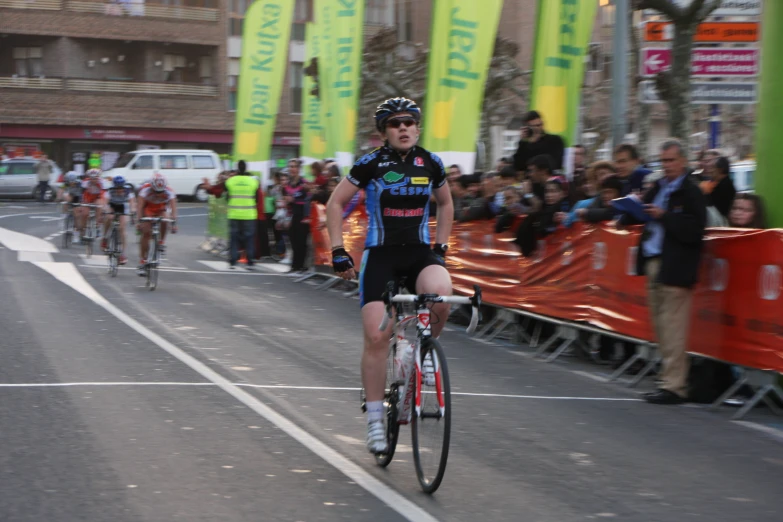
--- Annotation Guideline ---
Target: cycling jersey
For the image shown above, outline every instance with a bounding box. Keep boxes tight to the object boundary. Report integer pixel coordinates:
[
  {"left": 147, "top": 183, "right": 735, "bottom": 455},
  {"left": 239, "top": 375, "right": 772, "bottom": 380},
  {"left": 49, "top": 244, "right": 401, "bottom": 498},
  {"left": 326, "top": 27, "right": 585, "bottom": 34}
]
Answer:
[
  {"left": 138, "top": 183, "right": 176, "bottom": 217},
  {"left": 347, "top": 145, "right": 446, "bottom": 248},
  {"left": 81, "top": 178, "right": 105, "bottom": 204},
  {"left": 107, "top": 185, "right": 135, "bottom": 214},
  {"left": 107, "top": 185, "right": 135, "bottom": 206},
  {"left": 63, "top": 182, "right": 83, "bottom": 200}
]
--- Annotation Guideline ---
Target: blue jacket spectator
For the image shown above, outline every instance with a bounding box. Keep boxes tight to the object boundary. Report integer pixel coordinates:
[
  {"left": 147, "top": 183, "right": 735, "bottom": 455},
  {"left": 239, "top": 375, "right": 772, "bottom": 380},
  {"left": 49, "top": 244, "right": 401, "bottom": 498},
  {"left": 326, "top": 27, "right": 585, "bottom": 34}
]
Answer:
[{"left": 613, "top": 144, "right": 650, "bottom": 196}]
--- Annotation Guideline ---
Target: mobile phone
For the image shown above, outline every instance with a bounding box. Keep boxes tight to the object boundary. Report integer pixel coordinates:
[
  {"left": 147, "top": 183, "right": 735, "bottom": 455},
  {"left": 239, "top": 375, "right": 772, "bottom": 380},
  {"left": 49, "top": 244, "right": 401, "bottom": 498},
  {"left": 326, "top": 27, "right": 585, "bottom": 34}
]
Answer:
[{"left": 522, "top": 127, "right": 532, "bottom": 139}]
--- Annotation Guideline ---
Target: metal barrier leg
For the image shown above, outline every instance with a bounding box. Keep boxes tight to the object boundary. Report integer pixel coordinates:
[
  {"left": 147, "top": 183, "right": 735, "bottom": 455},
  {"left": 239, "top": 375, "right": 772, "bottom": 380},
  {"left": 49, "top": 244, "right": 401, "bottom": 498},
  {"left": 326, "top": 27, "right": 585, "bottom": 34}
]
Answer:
[
  {"left": 294, "top": 272, "right": 322, "bottom": 283},
  {"left": 627, "top": 356, "right": 660, "bottom": 388},
  {"left": 515, "top": 317, "right": 532, "bottom": 345},
  {"left": 530, "top": 322, "right": 543, "bottom": 348},
  {"left": 477, "top": 314, "right": 503, "bottom": 340},
  {"left": 484, "top": 318, "right": 514, "bottom": 342},
  {"left": 313, "top": 276, "right": 340, "bottom": 290},
  {"left": 732, "top": 385, "right": 771, "bottom": 420},
  {"left": 545, "top": 338, "right": 575, "bottom": 363},
  {"left": 708, "top": 374, "right": 749, "bottom": 411},
  {"left": 342, "top": 286, "right": 359, "bottom": 298},
  {"left": 609, "top": 354, "right": 641, "bottom": 382},
  {"left": 534, "top": 332, "right": 560, "bottom": 358}
]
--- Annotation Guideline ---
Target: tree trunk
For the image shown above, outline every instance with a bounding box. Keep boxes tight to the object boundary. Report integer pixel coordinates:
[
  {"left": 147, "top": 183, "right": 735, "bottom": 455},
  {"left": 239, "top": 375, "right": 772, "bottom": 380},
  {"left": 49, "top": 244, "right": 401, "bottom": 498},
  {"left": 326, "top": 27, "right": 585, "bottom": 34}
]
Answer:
[{"left": 668, "top": 22, "right": 696, "bottom": 150}]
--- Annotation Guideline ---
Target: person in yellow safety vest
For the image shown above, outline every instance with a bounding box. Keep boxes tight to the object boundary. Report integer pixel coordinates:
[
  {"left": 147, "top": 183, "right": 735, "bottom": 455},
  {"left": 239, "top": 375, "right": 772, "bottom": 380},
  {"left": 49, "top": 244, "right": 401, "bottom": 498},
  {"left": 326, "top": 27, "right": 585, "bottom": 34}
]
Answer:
[{"left": 224, "top": 160, "right": 260, "bottom": 270}]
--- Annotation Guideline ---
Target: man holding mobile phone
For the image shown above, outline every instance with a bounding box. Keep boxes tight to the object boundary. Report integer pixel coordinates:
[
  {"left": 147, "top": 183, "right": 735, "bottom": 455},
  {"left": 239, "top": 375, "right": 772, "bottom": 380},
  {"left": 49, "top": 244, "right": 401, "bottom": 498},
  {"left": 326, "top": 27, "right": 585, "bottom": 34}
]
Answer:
[{"left": 512, "top": 110, "right": 565, "bottom": 175}]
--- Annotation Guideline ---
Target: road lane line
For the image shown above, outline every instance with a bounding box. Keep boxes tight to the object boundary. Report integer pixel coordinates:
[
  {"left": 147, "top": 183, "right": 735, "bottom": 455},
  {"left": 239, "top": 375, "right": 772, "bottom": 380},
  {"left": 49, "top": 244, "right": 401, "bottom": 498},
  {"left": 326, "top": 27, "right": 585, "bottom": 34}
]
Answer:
[
  {"left": 31, "top": 260, "right": 440, "bottom": 522},
  {"left": 78, "top": 265, "right": 285, "bottom": 276},
  {"left": 0, "top": 381, "right": 642, "bottom": 401}
]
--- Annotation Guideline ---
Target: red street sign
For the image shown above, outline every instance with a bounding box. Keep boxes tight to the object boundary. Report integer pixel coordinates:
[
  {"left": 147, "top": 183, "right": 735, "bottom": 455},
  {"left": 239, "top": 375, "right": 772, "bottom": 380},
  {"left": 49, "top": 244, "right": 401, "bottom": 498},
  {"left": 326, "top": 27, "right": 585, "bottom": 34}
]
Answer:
[{"left": 641, "top": 48, "right": 760, "bottom": 77}]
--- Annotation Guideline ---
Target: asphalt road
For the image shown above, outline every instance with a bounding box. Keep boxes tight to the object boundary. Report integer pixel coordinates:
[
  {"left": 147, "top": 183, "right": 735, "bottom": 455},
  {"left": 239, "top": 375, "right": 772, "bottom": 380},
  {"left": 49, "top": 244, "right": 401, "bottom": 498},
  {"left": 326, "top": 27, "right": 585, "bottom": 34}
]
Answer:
[{"left": 1, "top": 200, "right": 782, "bottom": 522}]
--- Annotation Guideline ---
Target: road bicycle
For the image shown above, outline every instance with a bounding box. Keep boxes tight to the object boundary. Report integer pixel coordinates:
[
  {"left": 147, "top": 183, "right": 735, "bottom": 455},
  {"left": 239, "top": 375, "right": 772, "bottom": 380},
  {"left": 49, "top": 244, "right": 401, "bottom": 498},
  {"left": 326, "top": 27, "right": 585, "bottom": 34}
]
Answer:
[
  {"left": 364, "top": 280, "right": 482, "bottom": 494},
  {"left": 138, "top": 217, "right": 175, "bottom": 291},
  {"left": 105, "top": 211, "right": 132, "bottom": 278},
  {"left": 59, "top": 202, "right": 76, "bottom": 249},
  {"left": 80, "top": 204, "right": 102, "bottom": 257}
]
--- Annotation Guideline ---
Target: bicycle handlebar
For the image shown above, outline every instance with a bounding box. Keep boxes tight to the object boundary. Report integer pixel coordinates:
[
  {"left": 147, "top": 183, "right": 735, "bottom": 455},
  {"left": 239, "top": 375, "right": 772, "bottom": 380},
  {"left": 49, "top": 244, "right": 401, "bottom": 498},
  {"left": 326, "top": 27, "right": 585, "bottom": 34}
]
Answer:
[
  {"left": 139, "top": 217, "right": 176, "bottom": 223},
  {"left": 378, "top": 284, "right": 482, "bottom": 335}
]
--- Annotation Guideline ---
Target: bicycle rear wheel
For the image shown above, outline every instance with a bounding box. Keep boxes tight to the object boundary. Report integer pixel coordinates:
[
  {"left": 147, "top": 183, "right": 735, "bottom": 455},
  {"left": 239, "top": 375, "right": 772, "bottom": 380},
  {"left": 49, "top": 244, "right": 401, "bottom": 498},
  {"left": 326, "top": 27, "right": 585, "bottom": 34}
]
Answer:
[
  {"left": 412, "top": 338, "right": 451, "bottom": 494},
  {"left": 147, "top": 241, "right": 159, "bottom": 291},
  {"left": 375, "top": 344, "right": 401, "bottom": 468},
  {"left": 62, "top": 214, "right": 73, "bottom": 249}
]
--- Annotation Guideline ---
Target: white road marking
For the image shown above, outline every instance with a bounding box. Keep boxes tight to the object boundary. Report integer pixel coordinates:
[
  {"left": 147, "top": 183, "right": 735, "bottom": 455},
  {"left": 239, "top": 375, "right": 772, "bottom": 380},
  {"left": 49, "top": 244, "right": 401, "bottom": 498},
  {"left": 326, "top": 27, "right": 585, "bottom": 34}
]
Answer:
[
  {"left": 29, "top": 260, "right": 440, "bottom": 522},
  {"left": 177, "top": 213, "right": 208, "bottom": 217},
  {"left": 571, "top": 370, "right": 611, "bottom": 383},
  {"left": 2, "top": 206, "right": 29, "bottom": 209},
  {"left": 0, "top": 226, "right": 58, "bottom": 253},
  {"left": 734, "top": 421, "right": 783, "bottom": 443},
  {"left": 18, "top": 251, "right": 54, "bottom": 263},
  {"left": 0, "top": 381, "right": 643, "bottom": 401},
  {"left": 79, "top": 265, "right": 282, "bottom": 276},
  {"left": 45, "top": 231, "right": 65, "bottom": 241},
  {"left": 28, "top": 216, "right": 62, "bottom": 222},
  {"left": 0, "top": 211, "right": 57, "bottom": 220}
]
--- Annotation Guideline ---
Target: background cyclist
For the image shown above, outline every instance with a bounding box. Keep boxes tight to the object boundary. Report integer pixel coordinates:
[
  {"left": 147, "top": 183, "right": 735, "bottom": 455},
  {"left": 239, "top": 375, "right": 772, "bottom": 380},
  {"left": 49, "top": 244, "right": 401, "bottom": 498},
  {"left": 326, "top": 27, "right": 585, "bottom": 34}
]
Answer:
[
  {"left": 136, "top": 173, "right": 178, "bottom": 275},
  {"left": 102, "top": 175, "right": 136, "bottom": 266},
  {"left": 325, "top": 97, "right": 455, "bottom": 454},
  {"left": 76, "top": 168, "right": 106, "bottom": 243}
]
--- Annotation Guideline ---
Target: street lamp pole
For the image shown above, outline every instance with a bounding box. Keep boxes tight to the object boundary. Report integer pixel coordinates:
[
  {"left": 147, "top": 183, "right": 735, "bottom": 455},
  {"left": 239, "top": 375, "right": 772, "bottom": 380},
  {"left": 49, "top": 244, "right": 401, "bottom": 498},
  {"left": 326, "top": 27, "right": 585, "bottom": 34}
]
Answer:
[{"left": 612, "top": 0, "right": 629, "bottom": 149}]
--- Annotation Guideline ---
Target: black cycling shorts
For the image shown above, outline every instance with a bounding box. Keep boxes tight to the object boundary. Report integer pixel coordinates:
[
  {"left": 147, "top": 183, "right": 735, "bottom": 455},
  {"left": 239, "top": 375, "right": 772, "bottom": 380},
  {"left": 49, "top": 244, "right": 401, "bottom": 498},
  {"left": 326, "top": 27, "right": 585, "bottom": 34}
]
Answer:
[
  {"left": 108, "top": 202, "right": 127, "bottom": 215},
  {"left": 359, "top": 245, "right": 442, "bottom": 307}
]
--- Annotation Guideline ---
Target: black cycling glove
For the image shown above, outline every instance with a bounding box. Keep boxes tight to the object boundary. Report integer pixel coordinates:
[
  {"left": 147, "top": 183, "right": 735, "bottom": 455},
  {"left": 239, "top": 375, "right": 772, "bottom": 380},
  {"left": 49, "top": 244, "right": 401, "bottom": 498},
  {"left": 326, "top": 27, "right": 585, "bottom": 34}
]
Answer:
[
  {"left": 332, "top": 247, "right": 354, "bottom": 273},
  {"left": 432, "top": 244, "right": 447, "bottom": 266}
]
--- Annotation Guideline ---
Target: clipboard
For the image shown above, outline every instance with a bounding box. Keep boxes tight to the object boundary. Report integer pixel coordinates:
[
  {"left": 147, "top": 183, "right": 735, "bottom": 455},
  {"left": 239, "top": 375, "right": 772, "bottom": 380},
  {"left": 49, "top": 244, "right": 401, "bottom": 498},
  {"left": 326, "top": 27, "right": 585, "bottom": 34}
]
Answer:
[{"left": 610, "top": 195, "right": 651, "bottom": 223}]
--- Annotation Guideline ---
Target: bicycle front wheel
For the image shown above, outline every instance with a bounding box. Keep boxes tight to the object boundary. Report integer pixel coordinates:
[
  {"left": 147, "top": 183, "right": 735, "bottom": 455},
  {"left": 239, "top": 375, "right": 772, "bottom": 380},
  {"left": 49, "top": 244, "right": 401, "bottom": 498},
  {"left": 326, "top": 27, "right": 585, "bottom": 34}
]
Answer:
[
  {"left": 108, "top": 228, "right": 119, "bottom": 277},
  {"left": 62, "top": 214, "right": 73, "bottom": 249},
  {"left": 147, "top": 242, "right": 159, "bottom": 291},
  {"left": 412, "top": 338, "right": 451, "bottom": 494},
  {"left": 375, "top": 344, "right": 401, "bottom": 468}
]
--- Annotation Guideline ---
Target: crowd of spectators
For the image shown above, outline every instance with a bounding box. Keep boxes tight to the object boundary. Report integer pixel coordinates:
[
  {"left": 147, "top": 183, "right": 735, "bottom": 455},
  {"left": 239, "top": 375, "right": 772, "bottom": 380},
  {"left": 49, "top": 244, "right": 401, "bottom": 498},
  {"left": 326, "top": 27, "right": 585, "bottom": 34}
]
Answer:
[{"left": 208, "top": 157, "right": 343, "bottom": 274}]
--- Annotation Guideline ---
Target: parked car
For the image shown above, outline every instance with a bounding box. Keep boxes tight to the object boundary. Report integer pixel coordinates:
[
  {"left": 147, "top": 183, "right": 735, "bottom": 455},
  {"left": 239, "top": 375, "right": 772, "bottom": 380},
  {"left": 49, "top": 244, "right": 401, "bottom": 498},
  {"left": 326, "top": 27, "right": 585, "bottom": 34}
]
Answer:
[
  {"left": 0, "top": 158, "right": 62, "bottom": 200},
  {"left": 106, "top": 149, "right": 222, "bottom": 202}
]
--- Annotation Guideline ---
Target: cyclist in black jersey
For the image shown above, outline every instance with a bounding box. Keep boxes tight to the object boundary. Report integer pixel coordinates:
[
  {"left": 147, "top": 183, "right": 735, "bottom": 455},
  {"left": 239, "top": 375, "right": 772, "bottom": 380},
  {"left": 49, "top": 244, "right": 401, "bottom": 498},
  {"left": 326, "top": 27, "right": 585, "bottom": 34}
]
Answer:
[{"left": 326, "top": 97, "right": 455, "bottom": 454}]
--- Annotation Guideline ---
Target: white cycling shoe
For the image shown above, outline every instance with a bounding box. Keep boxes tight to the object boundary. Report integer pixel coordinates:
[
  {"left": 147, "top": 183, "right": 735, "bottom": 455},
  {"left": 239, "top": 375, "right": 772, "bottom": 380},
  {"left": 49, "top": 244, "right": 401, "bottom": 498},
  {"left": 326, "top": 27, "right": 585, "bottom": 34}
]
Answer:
[
  {"left": 366, "top": 420, "right": 388, "bottom": 454},
  {"left": 423, "top": 352, "right": 436, "bottom": 387}
]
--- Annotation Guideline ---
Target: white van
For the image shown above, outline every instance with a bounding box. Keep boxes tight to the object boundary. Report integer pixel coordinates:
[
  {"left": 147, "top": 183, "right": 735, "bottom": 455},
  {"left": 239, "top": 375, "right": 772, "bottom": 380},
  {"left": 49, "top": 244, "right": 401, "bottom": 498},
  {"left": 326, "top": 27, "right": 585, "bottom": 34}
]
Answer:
[
  {"left": 730, "top": 161, "right": 756, "bottom": 193},
  {"left": 108, "top": 149, "right": 222, "bottom": 202}
]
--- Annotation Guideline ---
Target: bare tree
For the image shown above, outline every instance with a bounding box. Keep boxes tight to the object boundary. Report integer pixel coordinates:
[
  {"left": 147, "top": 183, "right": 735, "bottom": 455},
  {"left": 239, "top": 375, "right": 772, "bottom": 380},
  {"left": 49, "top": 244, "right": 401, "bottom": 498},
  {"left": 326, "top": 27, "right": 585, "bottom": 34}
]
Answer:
[
  {"left": 636, "top": 0, "right": 723, "bottom": 150},
  {"left": 356, "top": 28, "right": 529, "bottom": 167}
]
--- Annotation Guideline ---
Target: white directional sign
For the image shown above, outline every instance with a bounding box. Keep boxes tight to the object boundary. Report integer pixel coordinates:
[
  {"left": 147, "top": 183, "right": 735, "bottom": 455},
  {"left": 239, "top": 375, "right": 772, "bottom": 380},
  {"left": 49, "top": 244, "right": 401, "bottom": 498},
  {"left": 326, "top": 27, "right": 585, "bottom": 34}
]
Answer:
[
  {"left": 639, "top": 81, "right": 758, "bottom": 104},
  {"left": 641, "top": 48, "right": 760, "bottom": 77},
  {"left": 646, "top": 0, "right": 762, "bottom": 17}
]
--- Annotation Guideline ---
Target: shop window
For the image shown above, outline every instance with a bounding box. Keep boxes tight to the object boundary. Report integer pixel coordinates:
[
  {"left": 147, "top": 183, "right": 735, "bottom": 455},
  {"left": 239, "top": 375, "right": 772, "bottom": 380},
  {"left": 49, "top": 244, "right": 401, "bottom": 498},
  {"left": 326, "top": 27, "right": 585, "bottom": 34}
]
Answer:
[
  {"left": 193, "top": 155, "right": 216, "bottom": 169},
  {"left": 160, "top": 155, "right": 187, "bottom": 169}
]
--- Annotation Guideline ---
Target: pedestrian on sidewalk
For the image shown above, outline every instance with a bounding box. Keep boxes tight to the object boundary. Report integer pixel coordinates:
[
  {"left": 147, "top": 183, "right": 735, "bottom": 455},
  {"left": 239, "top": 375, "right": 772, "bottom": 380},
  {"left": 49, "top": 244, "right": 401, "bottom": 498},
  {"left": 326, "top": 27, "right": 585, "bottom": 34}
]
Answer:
[
  {"left": 621, "top": 139, "right": 707, "bottom": 405},
  {"left": 203, "top": 160, "right": 260, "bottom": 270},
  {"left": 36, "top": 155, "right": 52, "bottom": 202},
  {"left": 284, "top": 158, "right": 311, "bottom": 274}
]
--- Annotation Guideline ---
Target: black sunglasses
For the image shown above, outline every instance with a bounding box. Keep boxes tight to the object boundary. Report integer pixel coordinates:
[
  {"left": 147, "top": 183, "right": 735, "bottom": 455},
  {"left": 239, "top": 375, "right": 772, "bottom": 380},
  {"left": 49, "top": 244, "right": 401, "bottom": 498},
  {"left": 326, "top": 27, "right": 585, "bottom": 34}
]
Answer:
[{"left": 385, "top": 117, "right": 417, "bottom": 129}]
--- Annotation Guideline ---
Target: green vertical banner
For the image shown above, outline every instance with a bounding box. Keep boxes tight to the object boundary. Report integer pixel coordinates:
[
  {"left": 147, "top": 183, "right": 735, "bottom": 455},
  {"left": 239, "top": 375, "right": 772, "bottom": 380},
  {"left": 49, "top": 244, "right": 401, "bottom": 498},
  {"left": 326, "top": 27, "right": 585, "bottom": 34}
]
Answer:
[
  {"left": 318, "top": 0, "right": 364, "bottom": 173},
  {"left": 420, "top": 0, "right": 504, "bottom": 175},
  {"left": 529, "top": 0, "right": 597, "bottom": 146},
  {"left": 754, "top": 0, "right": 782, "bottom": 227},
  {"left": 300, "top": 19, "right": 328, "bottom": 167},
  {"left": 233, "top": 0, "right": 295, "bottom": 187}
]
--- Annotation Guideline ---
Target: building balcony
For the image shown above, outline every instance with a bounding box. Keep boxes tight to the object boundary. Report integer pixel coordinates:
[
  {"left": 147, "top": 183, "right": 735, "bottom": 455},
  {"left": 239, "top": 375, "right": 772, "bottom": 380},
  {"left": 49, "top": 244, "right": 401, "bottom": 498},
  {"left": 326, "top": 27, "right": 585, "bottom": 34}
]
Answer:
[
  {"left": 0, "top": 75, "right": 217, "bottom": 97},
  {"left": 0, "top": 0, "right": 218, "bottom": 21},
  {"left": 0, "top": 0, "right": 62, "bottom": 9},
  {"left": 65, "top": 0, "right": 219, "bottom": 22},
  {"left": 67, "top": 77, "right": 217, "bottom": 96}
]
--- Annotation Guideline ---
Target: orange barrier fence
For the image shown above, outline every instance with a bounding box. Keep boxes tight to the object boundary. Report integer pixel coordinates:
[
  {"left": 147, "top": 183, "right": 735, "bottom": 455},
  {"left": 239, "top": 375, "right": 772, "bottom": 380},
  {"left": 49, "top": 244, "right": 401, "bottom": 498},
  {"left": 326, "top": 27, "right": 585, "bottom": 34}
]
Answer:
[{"left": 309, "top": 203, "right": 783, "bottom": 373}]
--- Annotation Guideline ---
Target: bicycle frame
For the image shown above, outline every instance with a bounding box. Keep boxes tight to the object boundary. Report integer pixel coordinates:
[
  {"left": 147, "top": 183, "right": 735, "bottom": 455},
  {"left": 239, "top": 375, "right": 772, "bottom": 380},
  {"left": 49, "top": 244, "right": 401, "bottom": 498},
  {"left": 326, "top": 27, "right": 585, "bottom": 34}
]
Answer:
[{"left": 382, "top": 284, "right": 481, "bottom": 424}]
